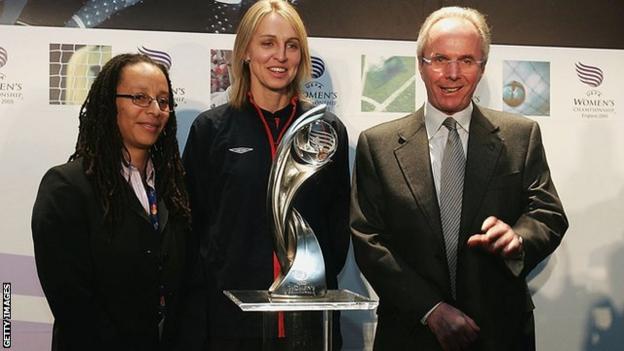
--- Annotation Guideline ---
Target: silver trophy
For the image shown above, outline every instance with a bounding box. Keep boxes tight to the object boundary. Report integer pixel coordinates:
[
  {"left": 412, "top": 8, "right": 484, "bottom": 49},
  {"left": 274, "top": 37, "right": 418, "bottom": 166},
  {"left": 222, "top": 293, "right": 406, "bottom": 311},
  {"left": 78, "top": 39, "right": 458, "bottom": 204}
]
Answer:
[{"left": 267, "top": 104, "right": 338, "bottom": 298}]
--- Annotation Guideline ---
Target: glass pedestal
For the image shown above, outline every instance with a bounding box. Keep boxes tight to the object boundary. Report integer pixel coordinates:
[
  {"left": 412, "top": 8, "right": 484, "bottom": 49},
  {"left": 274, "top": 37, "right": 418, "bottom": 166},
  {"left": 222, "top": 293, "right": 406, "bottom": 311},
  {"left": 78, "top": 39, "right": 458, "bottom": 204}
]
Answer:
[{"left": 224, "top": 289, "right": 378, "bottom": 351}]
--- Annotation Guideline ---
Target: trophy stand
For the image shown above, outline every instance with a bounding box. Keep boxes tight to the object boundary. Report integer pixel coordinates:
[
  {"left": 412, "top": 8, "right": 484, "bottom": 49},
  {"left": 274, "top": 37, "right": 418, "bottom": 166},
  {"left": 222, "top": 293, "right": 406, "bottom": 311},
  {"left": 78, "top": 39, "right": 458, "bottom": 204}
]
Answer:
[{"left": 224, "top": 289, "right": 378, "bottom": 351}]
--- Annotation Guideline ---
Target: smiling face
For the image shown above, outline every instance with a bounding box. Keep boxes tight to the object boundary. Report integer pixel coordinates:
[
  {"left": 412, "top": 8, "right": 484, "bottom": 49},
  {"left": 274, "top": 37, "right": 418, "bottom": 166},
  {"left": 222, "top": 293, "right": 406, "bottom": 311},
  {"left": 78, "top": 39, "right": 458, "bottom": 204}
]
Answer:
[
  {"left": 419, "top": 17, "right": 485, "bottom": 115},
  {"left": 246, "top": 12, "right": 302, "bottom": 99},
  {"left": 116, "top": 62, "right": 170, "bottom": 160}
]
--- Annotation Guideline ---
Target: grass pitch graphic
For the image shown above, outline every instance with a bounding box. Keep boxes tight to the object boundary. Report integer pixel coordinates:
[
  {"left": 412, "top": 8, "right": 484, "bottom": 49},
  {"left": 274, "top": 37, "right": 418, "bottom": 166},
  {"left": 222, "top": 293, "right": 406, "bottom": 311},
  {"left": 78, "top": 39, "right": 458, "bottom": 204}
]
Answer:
[{"left": 361, "top": 55, "right": 415, "bottom": 113}]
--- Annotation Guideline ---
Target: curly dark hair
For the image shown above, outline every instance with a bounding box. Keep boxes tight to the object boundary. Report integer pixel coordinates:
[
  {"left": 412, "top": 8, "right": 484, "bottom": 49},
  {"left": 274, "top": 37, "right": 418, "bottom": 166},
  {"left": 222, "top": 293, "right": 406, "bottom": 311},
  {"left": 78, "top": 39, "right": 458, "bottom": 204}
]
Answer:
[{"left": 69, "top": 53, "right": 190, "bottom": 229}]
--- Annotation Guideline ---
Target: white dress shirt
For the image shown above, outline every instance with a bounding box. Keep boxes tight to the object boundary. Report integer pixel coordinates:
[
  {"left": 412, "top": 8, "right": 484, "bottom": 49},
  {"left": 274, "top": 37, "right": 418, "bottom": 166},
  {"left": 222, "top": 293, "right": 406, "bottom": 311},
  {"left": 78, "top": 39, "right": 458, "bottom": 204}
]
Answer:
[
  {"left": 424, "top": 101, "right": 473, "bottom": 199},
  {"left": 121, "top": 158, "right": 155, "bottom": 215}
]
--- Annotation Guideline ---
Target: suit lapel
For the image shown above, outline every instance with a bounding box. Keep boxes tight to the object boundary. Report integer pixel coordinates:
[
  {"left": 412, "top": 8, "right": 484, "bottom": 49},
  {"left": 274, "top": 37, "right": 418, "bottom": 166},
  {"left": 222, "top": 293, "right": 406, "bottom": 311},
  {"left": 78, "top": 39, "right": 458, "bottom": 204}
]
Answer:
[
  {"left": 460, "top": 106, "right": 503, "bottom": 246},
  {"left": 128, "top": 190, "right": 151, "bottom": 223},
  {"left": 394, "top": 108, "right": 444, "bottom": 245},
  {"left": 158, "top": 197, "right": 169, "bottom": 233}
]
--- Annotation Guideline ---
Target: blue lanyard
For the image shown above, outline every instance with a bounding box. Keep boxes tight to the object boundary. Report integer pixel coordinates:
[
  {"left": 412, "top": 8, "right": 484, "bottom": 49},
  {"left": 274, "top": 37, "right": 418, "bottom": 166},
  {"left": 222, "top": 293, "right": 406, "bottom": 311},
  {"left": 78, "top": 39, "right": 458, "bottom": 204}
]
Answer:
[
  {"left": 146, "top": 185, "right": 159, "bottom": 232},
  {"left": 146, "top": 184, "right": 166, "bottom": 339}
]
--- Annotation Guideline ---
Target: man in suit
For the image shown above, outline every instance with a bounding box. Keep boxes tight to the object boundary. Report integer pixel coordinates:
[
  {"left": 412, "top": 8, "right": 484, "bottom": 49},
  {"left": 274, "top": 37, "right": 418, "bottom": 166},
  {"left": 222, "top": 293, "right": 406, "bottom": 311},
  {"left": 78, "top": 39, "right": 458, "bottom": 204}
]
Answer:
[{"left": 350, "top": 7, "right": 568, "bottom": 351}]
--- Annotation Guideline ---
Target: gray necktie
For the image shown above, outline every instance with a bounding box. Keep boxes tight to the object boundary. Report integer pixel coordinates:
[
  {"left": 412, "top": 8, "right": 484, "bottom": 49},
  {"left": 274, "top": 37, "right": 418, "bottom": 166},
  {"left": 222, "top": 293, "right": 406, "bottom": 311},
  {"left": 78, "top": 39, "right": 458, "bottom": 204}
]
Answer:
[{"left": 439, "top": 117, "right": 465, "bottom": 298}]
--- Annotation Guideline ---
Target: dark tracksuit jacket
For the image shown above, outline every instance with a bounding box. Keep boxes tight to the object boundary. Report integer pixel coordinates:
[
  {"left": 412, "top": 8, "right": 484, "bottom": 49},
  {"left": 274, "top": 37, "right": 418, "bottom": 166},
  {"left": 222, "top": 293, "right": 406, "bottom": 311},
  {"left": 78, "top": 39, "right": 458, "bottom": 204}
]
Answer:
[{"left": 181, "top": 100, "right": 351, "bottom": 349}]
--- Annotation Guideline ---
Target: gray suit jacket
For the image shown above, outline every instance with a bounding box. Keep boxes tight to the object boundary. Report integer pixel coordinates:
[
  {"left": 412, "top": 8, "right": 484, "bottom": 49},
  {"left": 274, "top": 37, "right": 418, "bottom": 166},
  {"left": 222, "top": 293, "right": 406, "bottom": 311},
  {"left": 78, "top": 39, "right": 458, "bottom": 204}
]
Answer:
[{"left": 350, "top": 105, "right": 568, "bottom": 350}]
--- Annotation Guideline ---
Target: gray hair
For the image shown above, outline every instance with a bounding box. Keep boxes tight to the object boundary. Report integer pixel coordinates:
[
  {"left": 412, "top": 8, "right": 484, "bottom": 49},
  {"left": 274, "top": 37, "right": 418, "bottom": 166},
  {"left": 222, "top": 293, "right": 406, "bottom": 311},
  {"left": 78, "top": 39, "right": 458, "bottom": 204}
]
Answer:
[{"left": 417, "top": 6, "right": 491, "bottom": 61}]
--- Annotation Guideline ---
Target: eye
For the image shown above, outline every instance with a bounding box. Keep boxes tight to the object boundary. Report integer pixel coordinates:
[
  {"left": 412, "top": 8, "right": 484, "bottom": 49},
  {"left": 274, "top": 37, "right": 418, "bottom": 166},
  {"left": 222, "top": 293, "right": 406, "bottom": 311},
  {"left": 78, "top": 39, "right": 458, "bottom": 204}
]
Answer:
[
  {"left": 261, "top": 41, "right": 274, "bottom": 47},
  {"left": 433, "top": 56, "right": 448, "bottom": 64},
  {"left": 157, "top": 97, "right": 170, "bottom": 108},
  {"left": 462, "top": 58, "right": 476, "bottom": 66},
  {"left": 287, "top": 41, "right": 300, "bottom": 50},
  {"left": 133, "top": 93, "right": 150, "bottom": 105}
]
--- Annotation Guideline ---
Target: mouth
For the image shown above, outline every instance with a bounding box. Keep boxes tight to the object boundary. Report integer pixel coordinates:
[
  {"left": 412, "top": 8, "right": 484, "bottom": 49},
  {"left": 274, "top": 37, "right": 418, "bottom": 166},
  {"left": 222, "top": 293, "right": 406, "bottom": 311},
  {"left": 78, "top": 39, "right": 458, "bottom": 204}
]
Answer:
[
  {"left": 139, "top": 122, "right": 161, "bottom": 133},
  {"left": 440, "top": 86, "right": 462, "bottom": 93},
  {"left": 268, "top": 67, "right": 287, "bottom": 73}
]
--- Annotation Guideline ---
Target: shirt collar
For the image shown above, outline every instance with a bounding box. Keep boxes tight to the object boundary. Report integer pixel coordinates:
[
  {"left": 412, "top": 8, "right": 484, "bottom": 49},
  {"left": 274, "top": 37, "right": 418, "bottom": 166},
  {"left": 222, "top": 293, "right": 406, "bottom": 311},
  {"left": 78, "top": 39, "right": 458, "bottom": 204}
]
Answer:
[
  {"left": 247, "top": 93, "right": 298, "bottom": 121},
  {"left": 121, "top": 157, "right": 155, "bottom": 188},
  {"left": 259, "top": 101, "right": 296, "bottom": 121},
  {"left": 424, "top": 101, "right": 473, "bottom": 140}
]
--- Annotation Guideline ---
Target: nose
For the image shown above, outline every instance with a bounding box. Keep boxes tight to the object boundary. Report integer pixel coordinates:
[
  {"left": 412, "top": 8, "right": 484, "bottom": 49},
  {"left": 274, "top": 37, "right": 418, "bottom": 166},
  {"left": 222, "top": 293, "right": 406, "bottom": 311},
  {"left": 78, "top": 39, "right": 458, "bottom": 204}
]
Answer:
[
  {"left": 275, "top": 44, "right": 287, "bottom": 62},
  {"left": 146, "top": 98, "right": 162, "bottom": 114},
  {"left": 444, "top": 60, "right": 460, "bottom": 79}
]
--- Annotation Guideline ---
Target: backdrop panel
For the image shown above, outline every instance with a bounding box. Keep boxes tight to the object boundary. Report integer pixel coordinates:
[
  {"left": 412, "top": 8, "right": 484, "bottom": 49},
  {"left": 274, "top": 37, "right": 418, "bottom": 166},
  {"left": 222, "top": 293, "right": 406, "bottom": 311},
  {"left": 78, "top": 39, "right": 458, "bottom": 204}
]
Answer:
[{"left": 0, "top": 24, "right": 622, "bottom": 350}]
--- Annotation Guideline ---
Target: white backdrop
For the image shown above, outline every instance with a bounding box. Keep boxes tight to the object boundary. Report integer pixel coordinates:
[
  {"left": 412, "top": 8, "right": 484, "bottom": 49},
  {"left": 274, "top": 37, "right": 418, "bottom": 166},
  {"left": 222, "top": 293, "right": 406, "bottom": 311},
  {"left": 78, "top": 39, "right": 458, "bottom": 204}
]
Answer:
[{"left": 0, "top": 24, "right": 623, "bottom": 350}]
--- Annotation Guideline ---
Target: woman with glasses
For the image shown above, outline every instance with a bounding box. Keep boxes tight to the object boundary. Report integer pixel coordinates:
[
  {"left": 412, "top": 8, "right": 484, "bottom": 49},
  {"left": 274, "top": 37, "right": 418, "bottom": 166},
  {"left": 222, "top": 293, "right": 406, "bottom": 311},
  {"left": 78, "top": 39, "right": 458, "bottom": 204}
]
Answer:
[
  {"left": 182, "top": 0, "right": 350, "bottom": 349},
  {"left": 32, "top": 53, "right": 192, "bottom": 350}
]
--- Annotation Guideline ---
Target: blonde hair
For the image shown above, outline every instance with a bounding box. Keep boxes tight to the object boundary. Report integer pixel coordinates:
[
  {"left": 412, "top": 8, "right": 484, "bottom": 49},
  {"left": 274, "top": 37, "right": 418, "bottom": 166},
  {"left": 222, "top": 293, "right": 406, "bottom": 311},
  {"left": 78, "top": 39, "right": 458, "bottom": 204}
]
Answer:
[
  {"left": 417, "top": 7, "right": 491, "bottom": 62},
  {"left": 229, "top": 0, "right": 311, "bottom": 108}
]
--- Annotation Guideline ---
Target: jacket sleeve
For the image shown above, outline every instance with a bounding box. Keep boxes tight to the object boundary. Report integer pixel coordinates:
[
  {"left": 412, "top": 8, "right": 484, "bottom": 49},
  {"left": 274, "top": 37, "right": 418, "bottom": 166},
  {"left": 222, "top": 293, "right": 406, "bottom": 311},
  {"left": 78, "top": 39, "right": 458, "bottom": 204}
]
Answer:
[
  {"left": 512, "top": 121, "right": 568, "bottom": 276},
  {"left": 350, "top": 131, "right": 443, "bottom": 328},
  {"left": 176, "top": 117, "right": 213, "bottom": 350},
  {"left": 182, "top": 117, "right": 213, "bottom": 254},
  {"left": 31, "top": 167, "right": 124, "bottom": 350}
]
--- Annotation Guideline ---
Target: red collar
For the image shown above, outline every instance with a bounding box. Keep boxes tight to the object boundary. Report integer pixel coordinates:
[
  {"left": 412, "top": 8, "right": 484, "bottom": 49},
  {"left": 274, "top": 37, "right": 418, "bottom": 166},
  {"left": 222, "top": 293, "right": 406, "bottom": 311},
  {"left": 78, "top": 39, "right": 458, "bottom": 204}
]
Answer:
[{"left": 248, "top": 93, "right": 298, "bottom": 159}]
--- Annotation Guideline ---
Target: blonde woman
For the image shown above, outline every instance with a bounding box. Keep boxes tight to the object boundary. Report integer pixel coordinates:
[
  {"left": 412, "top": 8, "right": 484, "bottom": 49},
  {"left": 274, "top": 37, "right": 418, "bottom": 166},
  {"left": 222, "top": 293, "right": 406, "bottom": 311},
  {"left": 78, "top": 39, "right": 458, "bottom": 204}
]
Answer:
[{"left": 183, "top": 0, "right": 350, "bottom": 349}]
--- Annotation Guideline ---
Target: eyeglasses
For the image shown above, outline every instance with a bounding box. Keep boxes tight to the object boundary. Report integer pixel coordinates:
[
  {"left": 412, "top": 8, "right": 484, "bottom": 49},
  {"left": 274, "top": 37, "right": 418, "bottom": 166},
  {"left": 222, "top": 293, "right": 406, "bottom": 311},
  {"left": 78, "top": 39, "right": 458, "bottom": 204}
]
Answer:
[
  {"left": 421, "top": 55, "right": 485, "bottom": 72},
  {"left": 116, "top": 93, "right": 174, "bottom": 112}
]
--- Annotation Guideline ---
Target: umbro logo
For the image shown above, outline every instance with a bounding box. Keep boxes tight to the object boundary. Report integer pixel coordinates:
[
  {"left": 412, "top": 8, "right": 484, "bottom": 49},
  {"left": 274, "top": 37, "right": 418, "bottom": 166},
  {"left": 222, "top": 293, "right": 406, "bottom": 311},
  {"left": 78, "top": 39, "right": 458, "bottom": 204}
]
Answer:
[{"left": 229, "top": 147, "right": 254, "bottom": 154}]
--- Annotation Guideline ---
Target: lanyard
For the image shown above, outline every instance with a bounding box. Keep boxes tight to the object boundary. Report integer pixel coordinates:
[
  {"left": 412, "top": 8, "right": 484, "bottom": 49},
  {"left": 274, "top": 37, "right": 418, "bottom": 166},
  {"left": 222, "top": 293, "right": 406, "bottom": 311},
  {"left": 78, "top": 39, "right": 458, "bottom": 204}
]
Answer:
[
  {"left": 249, "top": 93, "right": 298, "bottom": 338},
  {"left": 146, "top": 183, "right": 165, "bottom": 339},
  {"left": 248, "top": 93, "right": 298, "bottom": 158},
  {"left": 146, "top": 185, "right": 159, "bottom": 232}
]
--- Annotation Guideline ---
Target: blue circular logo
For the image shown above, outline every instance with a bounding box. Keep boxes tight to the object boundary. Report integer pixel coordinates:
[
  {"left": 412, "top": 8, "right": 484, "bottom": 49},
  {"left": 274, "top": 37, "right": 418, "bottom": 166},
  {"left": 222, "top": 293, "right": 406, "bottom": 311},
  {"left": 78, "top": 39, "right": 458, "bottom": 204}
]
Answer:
[
  {"left": 575, "top": 62, "right": 603, "bottom": 88},
  {"left": 311, "top": 56, "right": 325, "bottom": 79},
  {"left": 0, "top": 47, "right": 8, "bottom": 69},
  {"left": 138, "top": 46, "right": 172, "bottom": 70}
]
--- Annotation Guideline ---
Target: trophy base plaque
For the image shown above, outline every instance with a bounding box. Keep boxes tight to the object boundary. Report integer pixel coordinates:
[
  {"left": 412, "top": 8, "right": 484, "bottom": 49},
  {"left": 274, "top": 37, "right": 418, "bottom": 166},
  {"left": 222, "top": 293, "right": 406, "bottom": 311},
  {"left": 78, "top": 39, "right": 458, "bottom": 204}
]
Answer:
[{"left": 224, "top": 289, "right": 378, "bottom": 351}]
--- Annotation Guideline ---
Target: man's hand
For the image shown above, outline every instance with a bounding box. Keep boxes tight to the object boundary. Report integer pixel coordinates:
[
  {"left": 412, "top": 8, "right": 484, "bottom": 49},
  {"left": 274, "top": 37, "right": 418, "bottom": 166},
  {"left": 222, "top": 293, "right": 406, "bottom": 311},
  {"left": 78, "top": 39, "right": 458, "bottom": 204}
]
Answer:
[
  {"left": 426, "top": 302, "right": 480, "bottom": 350},
  {"left": 467, "top": 216, "right": 524, "bottom": 258}
]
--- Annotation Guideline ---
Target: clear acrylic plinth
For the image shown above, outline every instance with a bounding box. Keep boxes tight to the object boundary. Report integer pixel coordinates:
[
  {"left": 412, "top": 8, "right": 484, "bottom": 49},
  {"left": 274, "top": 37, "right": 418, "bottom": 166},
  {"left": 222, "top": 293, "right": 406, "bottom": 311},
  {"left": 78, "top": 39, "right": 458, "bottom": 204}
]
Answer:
[
  {"left": 224, "top": 289, "right": 378, "bottom": 351},
  {"left": 224, "top": 289, "right": 378, "bottom": 312}
]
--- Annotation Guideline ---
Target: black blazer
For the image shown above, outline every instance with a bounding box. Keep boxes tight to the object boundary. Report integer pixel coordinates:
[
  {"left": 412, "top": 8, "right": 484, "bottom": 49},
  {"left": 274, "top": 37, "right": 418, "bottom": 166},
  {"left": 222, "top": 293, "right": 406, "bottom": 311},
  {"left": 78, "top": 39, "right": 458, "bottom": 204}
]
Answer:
[
  {"left": 351, "top": 105, "right": 568, "bottom": 350},
  {"left": 32, "top": 158, "right": 189, "bottom": 351}
]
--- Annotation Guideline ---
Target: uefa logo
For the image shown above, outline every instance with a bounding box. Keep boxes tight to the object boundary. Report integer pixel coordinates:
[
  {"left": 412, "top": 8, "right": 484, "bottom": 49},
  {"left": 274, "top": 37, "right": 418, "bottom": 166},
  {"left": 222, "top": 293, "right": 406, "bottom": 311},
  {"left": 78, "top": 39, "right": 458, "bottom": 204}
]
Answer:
[
  {"left": 304, "top": 54, "right": 337, "bottom": 110},
  {"left": 0, "top": 47, "right": 8, "bottom": 69},
  {"left": 575, "top": 62, "right": 603, "bottom": 88},
  {"left": 311, "top": 56, "right": 325, "bottom": 79},
  {"left": 138, "top": 46, "right": 172, "bottom": 70},
  {"left": 572, "top": 61, "right": 614, "bottom": 119},
  {"left": 0, "top": 45, "right": 25, "bottom": 105}
]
